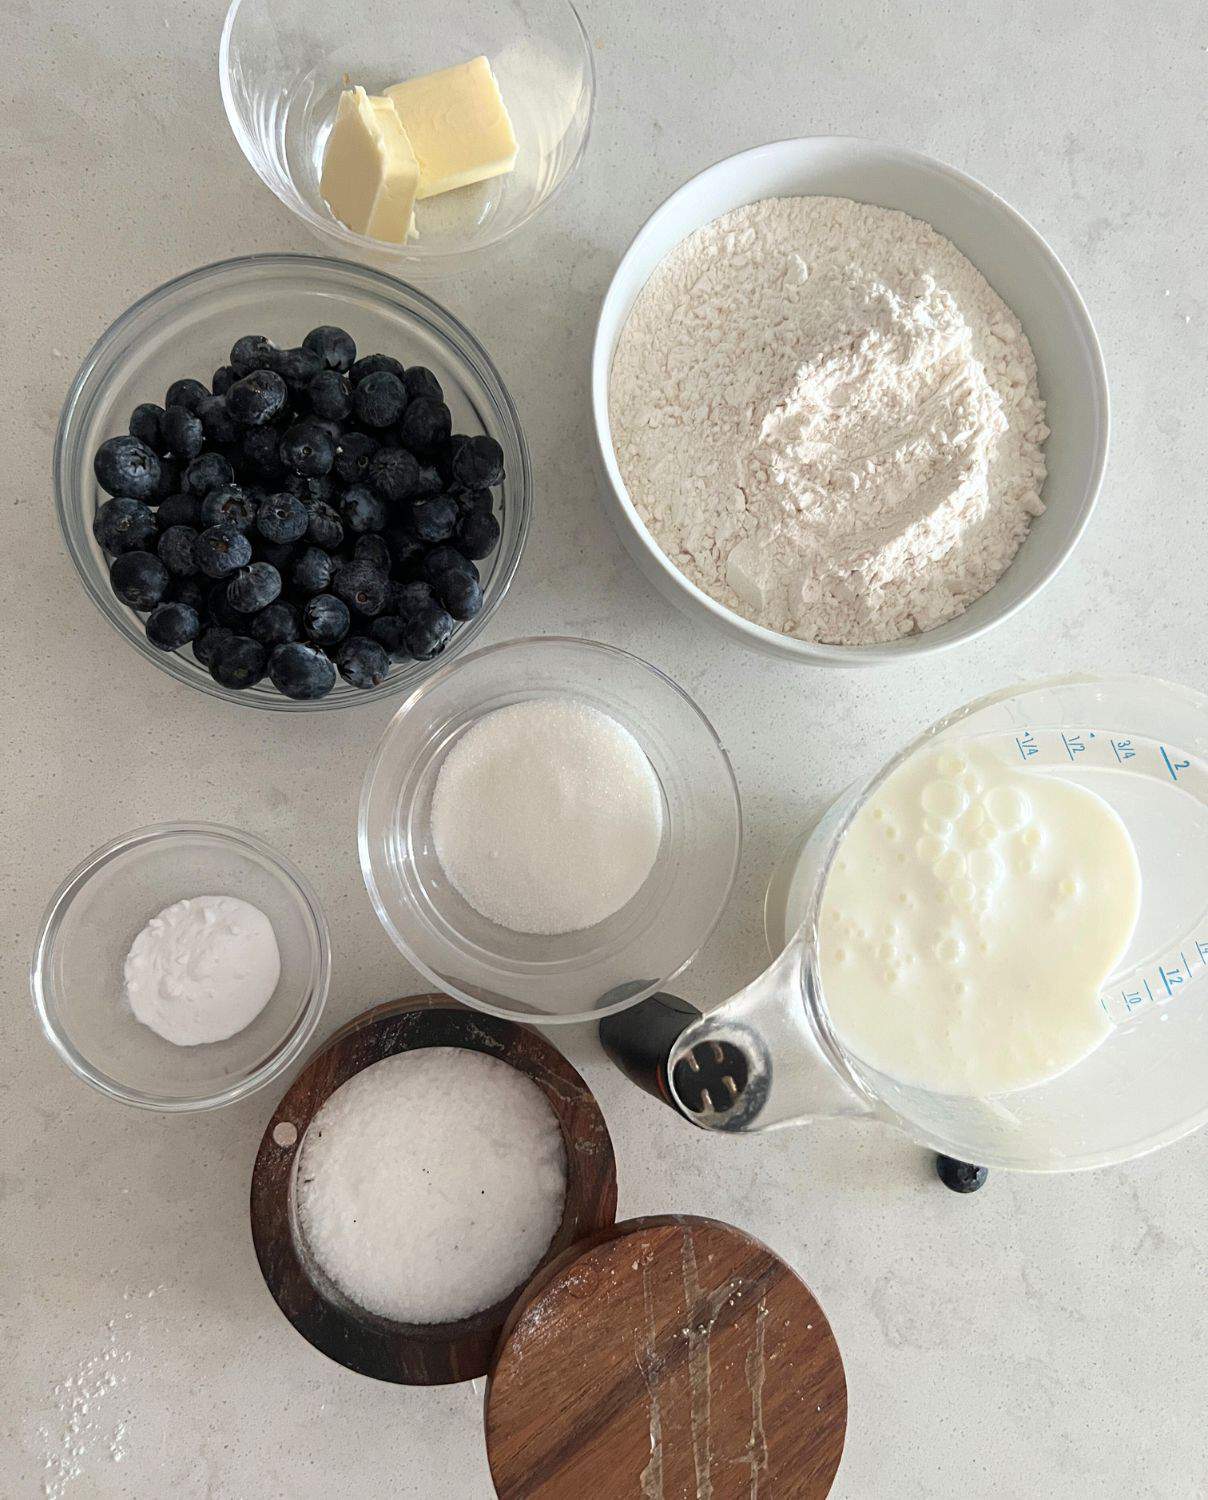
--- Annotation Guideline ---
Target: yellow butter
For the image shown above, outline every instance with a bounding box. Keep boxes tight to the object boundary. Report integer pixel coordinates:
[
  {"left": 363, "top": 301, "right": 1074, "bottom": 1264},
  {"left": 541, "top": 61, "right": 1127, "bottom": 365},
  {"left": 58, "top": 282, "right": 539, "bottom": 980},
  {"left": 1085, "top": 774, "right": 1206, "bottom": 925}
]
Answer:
[
  {"left": 320, "top": 86, "right": 419, "bottom": 243},
  {"left": 385, "top": 56, "right": 518, "bottom": 200}
]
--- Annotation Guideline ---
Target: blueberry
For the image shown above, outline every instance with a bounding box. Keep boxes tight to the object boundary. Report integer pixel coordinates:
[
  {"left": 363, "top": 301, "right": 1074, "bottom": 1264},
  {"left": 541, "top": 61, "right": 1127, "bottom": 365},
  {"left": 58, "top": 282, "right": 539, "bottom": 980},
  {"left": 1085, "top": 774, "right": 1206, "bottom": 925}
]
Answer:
[
  {"left": 438, "top": 569, "right": 483, "bottom": 621},
  {"left": 303, "top": 592, "right": 351, "bottom": 645},
  {"left": 271, "top": 346, "right": 323, "bottom": 393},
  {"left": 305, "top": 369, "right": 352, "bottom": 423},
  {"left": 161, "top": 405, "right": 204, "bottom": 461},
  {"left": 269, "top": 641, "right": 337, "bottom": 700},
  {"left": 93, "top": 497, "right": 157, "bottom": 554},
  {"left": 450, "top": 433, "right": 505, "bottom": 489},
  {"left": 305, "top": 501, "right": 344, "bottom": 551},
  {"left": 332, "top": 559, "right": 388, "bottom": 616},
  {"left": 230, "top": 334, "right": 277, "bottom": 377},
  {"left": 165, "top": 378, "right": 210, "bottom": 415},
  {"left": 94, "top": 435, "right": 161, "bottom": 501},
  {"left": 248, "top": 600, "right": 301, "bottom": 647},
  {"left": 424, "top": 546, "right": 479, "bottom": 584},
  {"left": 388, "top": 579, "right": 437, "bottom": 617},
  {"left": 146, "top": 601, "right": 201, "bottom": 650},
  {"left": 167, "top": 576, "right": 206, "bottom": 614},
  {"left": 192, "top": 624, "right": 234, "bottom": 667},
  {"left": 369, "top": 614, "right": 408, "bottom": 658},
  {"left": 349, "top": 353, "right": 405, "bottom": 386},
  {"left": 456, "top": 486, "right": 494, "bottom": 515},
  {"left": 212, "top": 365, "right": 238, "bottom": 396},
  {"left": 280, "top": 420, "right": 335, "bottom": 477},
  {"left": 341, "top": 484, "right": 387, "bottom": 534},
  {"left": 456, "top": 508, "right": 501, "bottom": 560},
  {"left": 352, "top": 533, "right": 391, "bottom": 573},
  {"left": 196, "top": 395, "right": 240, "bottom": 448},
  {"left": 385, "top": 525, "right": 424, "bottom": 577},
  {"left": 227, "top": 369, "right": 287, "bottom": 428},
  {"left": 194, "top": 524, "right": 252, "bottom": 579},
  {"left": 130, "top": 403, "right": 166, "bottom": 452},
  {"left": 227, "top": 561, "right": 282, "bottom": 613},
  {"left": 242, "top": 426, "right": 285, "bottom": 477},
  {"left": 291, "top": 546, "right": 336, "bottom": 596},
  {"left": 153, "top": 457, "right": 183, "bottom": 503},
  {"left": 353, "top": 371, "right": 407, "bottom": 428},
  {"left": 157, "top": 525, "right": 199, "bottom": 576},
  {"left": 936, "top": 1156, "right": 988, "bottom": 1193},
  {"left": 335, "top": 636, "right": 390, "bottom": 689},
  {"left": 403, "top": 604, "right": 455, "bottom": 661},
  {"left": 368, "top": 446, "right": 420, "bottom": 503},
  {"left": 303, "top": 474, "right": 339, "bottom": 508},
  {"left": 207, "top": 579, "right": 245, "bottom": 629},
  {"left": 403, "top": 366, "right": 443, "bottom": 403},
  {"left": 397, "top": 398, "right": 452, "bottom": 454},
  {"left": 251, "top": 492, "right": 304, "bottom": 546},
  {"left": 199, "top": 484, "right": 256, "bottom": 531},
  {"left": 185, "top": 452, "right": 235, "bottom": 496},
  {"left": 210, "top": 634, "right": 268, "bottom": 690},
  {"left": 412, "top": 464, "right": 443, "bottom": 498},
  {"left": 309, "top": 418, "right": 345, "bottom": 449},
  {"left": 110, "top": 550, "right": 169, "bottom": 610},
  {"left": 256, "top": 539, "right": 301, "bottom": 575},
  {"left": 333, "top": 430, "right": 379, "bottom": 484},
  {"left": 411, "top": 497, "right": 458, "bottom": 543},
  {"left": 303, "top": 325, "right": 357, "bottom": 373}
]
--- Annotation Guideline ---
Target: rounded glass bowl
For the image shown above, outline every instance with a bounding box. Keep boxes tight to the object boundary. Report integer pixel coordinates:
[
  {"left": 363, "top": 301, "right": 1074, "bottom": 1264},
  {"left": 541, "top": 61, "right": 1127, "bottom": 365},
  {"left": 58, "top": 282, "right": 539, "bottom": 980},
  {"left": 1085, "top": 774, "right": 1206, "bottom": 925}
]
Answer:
[
  {"left": 359, "top": 637, "right": 742, "bottom": 1022},
  {"left": 55, "top": 253, "right": 530, "bottom": 711},
  {"left": 220, "top": 0, "right": 595, "bottom": 273},
  {"left": 31, "top": 823, "right": 330, "bottom": 1110}
]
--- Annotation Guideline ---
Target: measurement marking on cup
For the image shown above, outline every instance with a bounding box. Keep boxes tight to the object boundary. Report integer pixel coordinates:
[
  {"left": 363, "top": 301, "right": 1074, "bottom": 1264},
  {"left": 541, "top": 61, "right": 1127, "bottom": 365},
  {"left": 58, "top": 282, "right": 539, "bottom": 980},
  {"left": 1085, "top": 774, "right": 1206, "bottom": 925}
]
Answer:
[
  {"left": 1160, "top": 746, "right": 1190, "bottom": 782},
  {"left": 1102, "top": 936, "right": 1208, "bottom": 1019}
]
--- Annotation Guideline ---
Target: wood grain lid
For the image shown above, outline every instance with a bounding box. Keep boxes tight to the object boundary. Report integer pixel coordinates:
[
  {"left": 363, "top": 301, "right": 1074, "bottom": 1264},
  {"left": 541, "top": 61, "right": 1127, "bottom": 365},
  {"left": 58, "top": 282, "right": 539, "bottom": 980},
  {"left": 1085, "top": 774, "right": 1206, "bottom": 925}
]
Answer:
[{"left": 485, "top": 1214, "right": 847, "bottom": 1499}]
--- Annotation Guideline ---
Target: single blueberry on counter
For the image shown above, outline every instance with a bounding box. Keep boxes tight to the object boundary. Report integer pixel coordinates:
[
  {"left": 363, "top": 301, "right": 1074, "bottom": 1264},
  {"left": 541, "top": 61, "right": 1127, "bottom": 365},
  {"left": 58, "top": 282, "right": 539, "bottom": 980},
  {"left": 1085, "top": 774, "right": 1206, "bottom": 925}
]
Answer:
[
  {"left": 353, "top": 370, "right": 407, "bottom": 428},
  {"left": 303, "top": 324, "right": 357, "bottom": 373},
  {"left": 194, "top": 524, "right": 252, "bottom": 579},
  {"left": 335, "top": 636, "right": 390, "bottom": 689},
  {"left": 110, "top": 550, "right": 169, "bottom": 610},
  {"left": 185, "top": 452, "right": 235, "bottom": 497},
  {"left": 94, "top": 435, "right": 162, "bottom": 501},
  {"left": 93, "top": 497, "right": 158, "bottom": 554},
  {"left": 935, "top": 1155, "right": 988, "bottom": 1193},
  {"left": 164, "top": 378, "right": 210, "bottom": 415},
  {"left": 145, "top": 600, "right": 201, "bottom": 651},
  {"left": 227, "top": 561, "right": 282, "bottom": 614},
  {"left": 227, "top": 369, "right": 288, "bottom": 428},
  {"left": 303, "top": 592, "right": 350, "bottom": 646},
  {"left": 157, "top": 525, "right": 200, "bottom": 576},
  {"left": 209, "top": 634, "right": 268, "bottom": 690},
  {"left": 268, "top": 641, "right": 336, "bottom": 700},
  {"left": 280, "top": 420, "right": 335, "bottom": 478}
]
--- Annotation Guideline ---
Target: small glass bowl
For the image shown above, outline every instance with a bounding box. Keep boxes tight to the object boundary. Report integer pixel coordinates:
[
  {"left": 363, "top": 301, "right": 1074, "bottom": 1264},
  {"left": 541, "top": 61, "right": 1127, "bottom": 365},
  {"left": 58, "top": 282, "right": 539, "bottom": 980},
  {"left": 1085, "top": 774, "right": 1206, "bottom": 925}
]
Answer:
[
  {"left": 220, "top": 0, "right": 595, "bottom": 274},
  {"left": 359, "top": 637, "right": 742, "bottom": 1023},
  {"left": 31, "top": 823, "right": 330, "bottom": 1111},
  {"left": 54, "top": 253, "right": 530, "bottom": 711}
]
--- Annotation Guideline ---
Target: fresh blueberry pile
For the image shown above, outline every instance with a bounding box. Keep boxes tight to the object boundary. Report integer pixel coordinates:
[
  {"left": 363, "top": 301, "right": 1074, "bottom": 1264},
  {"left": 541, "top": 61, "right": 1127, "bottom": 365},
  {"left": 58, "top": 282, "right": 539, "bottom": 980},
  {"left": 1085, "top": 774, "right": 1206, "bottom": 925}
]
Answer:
[{"left": 91, "top": 325, "right": 504, "bottom": 701}]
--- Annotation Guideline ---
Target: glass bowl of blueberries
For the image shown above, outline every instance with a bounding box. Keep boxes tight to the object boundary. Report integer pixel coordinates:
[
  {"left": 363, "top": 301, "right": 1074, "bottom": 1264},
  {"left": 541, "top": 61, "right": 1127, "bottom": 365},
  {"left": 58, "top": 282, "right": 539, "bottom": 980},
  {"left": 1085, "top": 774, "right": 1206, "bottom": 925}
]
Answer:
[{"left": 54, "top": 253, "right": 530, "bottom": 709}]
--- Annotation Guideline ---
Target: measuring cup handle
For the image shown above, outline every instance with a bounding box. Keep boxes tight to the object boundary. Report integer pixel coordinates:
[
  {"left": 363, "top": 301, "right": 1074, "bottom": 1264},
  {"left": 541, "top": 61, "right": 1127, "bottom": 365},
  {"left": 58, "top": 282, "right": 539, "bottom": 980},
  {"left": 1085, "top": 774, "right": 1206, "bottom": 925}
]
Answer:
[{"left": 598, "top": 994, "right": 706, "bottom": 1119}]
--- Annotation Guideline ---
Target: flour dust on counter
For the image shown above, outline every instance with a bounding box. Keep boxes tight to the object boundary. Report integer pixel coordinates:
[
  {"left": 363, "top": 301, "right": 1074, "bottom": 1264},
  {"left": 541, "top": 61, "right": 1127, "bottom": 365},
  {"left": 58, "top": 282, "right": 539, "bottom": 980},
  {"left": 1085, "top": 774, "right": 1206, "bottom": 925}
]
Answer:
[
  {"left": 294, "top": 1048, "right": 567, "bottom": 1324},
  {"left": 610, "top": 196, "right": 1049, "bottom": 645}
]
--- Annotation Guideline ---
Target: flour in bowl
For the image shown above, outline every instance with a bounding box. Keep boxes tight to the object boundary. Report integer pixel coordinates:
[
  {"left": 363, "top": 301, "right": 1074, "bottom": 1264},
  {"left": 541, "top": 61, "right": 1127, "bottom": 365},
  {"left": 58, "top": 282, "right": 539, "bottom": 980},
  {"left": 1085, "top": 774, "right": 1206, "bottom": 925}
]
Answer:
[{"left": 608, "top": 197, "right": 1049, "bottom": 645}]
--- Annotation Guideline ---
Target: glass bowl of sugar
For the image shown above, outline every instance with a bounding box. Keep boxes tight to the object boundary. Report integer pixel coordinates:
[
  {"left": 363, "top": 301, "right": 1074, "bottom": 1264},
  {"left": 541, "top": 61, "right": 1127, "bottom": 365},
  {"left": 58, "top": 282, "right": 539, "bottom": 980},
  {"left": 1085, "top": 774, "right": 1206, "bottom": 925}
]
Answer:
[
  {"left": 31, "top": 823, "right": 330, "bottom": 1110},
  {"left": 359, "top": 636, "right": 742, "bottom": 1022}
]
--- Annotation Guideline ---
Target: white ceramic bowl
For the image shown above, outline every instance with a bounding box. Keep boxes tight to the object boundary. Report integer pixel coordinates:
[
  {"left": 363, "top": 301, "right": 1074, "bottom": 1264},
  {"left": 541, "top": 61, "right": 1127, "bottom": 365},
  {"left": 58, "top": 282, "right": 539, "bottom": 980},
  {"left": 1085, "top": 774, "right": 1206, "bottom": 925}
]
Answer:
[{"left": 591, "top": 138, "right": 1110, "bottom": 665}]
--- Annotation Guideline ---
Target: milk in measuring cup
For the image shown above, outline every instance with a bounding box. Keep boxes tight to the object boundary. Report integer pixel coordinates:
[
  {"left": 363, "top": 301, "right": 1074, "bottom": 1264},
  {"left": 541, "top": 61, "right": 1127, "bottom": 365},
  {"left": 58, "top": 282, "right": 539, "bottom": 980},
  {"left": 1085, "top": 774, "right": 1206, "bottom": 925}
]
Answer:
[{"left": 818, "top": 741, "right": 1142, "bottom": 1096}]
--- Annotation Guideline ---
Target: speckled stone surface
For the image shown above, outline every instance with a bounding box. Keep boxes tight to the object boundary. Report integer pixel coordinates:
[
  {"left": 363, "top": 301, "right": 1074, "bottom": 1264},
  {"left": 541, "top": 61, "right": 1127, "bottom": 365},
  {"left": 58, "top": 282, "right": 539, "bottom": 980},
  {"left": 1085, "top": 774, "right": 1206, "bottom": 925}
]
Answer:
[{"left": 4, "top": 2, "right": 1207, "bottom": 1496}]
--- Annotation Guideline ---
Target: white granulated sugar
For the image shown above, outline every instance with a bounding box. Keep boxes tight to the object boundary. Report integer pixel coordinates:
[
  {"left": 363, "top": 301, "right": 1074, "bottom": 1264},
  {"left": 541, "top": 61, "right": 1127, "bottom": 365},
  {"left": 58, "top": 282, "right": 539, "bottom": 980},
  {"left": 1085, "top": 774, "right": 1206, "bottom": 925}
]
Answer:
[
  {"left": 431, "top": 697, "right": 665, "bottom": 934},
  {"left": 609, "top": 197, "right": 1049, "bottom": 645},
  {"left": 295, "top": 1048, "right": 567, "bottom": 1324}
]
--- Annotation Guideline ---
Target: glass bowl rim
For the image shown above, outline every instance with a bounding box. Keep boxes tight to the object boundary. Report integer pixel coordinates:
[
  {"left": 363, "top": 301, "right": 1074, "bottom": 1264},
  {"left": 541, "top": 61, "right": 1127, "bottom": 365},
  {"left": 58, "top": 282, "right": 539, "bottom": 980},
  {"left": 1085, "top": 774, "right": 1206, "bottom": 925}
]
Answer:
[
  {"left": 217, "top": 0, "right": 598, "bottom": 261},
  {"left": 30, "top": 819, "right": 332, "bottom": 1111},
  {"left": 53, "top": 250, "right": 532, "bottom": 712},
  {"left": 357, "top": 633, "right": 744, "bottom": 1023}
]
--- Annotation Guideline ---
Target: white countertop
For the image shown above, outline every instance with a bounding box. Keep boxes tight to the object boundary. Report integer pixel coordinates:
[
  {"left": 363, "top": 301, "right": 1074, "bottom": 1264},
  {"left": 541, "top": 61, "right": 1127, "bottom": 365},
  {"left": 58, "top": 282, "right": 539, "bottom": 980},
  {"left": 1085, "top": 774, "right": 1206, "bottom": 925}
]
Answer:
[{"left": 5, "top": 2, "right": 1207, "bottom": 1495}]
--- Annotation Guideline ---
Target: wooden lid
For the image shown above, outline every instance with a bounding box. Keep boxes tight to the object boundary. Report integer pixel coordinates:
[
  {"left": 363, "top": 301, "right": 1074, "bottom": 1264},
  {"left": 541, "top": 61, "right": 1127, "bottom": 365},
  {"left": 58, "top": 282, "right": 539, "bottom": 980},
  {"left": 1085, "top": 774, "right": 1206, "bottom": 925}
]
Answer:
[{"left": 485, "top": 1215, "right": 847, "bottom": 1499}]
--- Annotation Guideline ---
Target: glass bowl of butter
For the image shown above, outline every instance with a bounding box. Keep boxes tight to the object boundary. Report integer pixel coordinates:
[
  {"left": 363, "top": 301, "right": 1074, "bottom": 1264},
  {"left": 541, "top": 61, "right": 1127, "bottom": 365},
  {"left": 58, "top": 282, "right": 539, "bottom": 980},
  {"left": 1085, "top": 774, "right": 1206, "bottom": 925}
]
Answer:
[{"left": 220, "top": 0, "right": 595, "bottom": 272}]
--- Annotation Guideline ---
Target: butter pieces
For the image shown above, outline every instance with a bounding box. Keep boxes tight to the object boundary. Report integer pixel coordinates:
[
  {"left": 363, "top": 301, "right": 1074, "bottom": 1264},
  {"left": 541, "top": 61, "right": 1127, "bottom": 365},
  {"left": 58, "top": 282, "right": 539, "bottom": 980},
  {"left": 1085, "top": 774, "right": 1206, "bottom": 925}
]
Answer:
[
  {"left": 386, "top": 56, "right": 518, "bottom": 201},
  {"left": 320, "top": 86, "right": 419, "bottom": 244}
]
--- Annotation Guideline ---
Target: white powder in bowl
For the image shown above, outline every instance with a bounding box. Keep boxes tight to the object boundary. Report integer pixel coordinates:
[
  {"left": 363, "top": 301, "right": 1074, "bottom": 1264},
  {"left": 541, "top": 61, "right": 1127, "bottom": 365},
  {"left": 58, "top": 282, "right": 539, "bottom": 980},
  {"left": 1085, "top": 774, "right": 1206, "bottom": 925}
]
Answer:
[
  {"left": 294, "top": 1048, "right": 567, "bottom": 1324},
  {"left": 609, "top": 196, "right": 1049, "bottom": 645},
  {"left": 430, "top": 697, "right": 665, "bottom": 934}
]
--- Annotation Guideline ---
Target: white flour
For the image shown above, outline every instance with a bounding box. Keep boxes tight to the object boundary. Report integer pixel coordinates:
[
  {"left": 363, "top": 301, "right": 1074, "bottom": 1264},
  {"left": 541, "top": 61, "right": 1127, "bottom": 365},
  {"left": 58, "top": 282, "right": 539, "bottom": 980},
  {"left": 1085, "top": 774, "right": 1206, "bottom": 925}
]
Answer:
[{"left": 609, "top": 197, "right": 1049, "bottom": 644}]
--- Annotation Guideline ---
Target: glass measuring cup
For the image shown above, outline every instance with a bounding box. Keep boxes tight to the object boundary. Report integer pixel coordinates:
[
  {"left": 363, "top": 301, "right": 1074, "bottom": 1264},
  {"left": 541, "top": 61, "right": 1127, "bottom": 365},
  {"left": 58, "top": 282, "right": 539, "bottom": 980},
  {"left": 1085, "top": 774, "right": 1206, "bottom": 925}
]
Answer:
[{"left": 653, "top": 674, "right": 1208, "bottom": 1172}]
